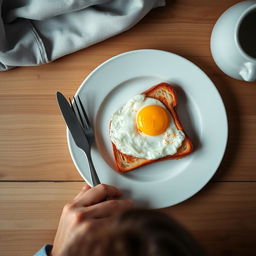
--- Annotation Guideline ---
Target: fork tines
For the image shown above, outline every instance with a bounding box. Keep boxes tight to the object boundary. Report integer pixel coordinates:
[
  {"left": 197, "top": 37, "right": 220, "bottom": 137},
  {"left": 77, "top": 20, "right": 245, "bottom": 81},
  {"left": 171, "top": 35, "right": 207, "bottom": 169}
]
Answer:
[{"left": 69, "top": 96, "right": 90, "bottom": 130}]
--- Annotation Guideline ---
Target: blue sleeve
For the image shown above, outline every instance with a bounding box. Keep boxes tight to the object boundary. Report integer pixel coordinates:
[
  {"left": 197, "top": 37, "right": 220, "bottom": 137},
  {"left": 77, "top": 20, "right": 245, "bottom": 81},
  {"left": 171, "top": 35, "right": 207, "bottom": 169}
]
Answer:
[{"left": 33, "top": 245, "right": 53, "bottom": 256}]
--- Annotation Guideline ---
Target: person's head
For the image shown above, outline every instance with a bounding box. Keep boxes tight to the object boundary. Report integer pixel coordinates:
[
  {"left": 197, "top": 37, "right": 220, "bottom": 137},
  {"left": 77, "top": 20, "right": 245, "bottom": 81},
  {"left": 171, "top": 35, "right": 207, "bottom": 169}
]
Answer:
[{"left": 84, "top": 208, "right": 205, "bottom": 256}]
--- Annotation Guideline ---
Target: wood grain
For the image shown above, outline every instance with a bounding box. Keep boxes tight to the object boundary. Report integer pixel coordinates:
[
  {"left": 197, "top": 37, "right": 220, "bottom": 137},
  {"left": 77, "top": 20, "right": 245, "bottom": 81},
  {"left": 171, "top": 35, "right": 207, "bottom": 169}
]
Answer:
[
  {"left": 0, "top": 0, "right": 256, "bottom": 255},
  {"left": 0, "top": 182, "right": 255, "bottom": 256}
]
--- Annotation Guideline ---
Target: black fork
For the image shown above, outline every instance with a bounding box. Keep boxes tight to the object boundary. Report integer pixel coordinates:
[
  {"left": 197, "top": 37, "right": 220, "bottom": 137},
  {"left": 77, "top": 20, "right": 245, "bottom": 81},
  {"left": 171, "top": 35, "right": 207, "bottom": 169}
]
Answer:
[{"left": 70, "top": 96, "right": 101, "bottom": 186}]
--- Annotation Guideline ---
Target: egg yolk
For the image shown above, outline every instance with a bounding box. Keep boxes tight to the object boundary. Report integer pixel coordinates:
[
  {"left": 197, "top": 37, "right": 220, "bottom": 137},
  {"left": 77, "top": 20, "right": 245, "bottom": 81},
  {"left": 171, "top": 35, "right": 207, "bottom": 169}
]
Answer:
[{"left": 136, "top": 105, "right": 169, "bottom": 136}]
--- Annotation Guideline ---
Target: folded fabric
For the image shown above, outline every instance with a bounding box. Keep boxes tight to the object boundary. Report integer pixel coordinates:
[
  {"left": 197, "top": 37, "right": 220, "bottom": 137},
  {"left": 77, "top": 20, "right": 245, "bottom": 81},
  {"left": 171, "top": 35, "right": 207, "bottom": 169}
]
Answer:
[{"left": 0, "top": 0, "right": 165, "bottom": 71}]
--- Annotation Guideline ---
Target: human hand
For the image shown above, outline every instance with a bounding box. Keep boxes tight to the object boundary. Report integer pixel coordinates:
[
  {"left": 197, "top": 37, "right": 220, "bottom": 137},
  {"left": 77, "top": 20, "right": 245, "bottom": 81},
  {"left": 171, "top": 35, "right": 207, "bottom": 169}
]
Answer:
[{"left": 51, "top": 184, "right": 133, "bottom": 256}]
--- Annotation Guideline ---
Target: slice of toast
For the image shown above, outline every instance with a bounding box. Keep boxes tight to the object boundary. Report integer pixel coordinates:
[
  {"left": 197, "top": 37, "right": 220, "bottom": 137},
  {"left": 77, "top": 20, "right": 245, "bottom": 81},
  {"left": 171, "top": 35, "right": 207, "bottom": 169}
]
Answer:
[{"left": 111, "top": 82, "right": 193, "bottom": 172}]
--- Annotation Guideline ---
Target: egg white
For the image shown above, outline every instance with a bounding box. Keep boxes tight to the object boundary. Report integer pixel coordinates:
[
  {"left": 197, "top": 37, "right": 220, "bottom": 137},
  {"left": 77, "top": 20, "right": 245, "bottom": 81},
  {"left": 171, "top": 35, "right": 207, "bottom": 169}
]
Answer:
[{"left": 109, "top": 94, "right": 185, "bottom": 160}]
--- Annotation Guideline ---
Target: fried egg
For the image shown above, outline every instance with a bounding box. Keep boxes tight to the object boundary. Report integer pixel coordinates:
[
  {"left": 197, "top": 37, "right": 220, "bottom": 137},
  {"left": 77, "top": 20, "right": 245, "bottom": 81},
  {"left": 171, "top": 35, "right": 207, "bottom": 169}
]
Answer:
[{"left": 109, "top": 94, "right": 185, "bottom": 160}]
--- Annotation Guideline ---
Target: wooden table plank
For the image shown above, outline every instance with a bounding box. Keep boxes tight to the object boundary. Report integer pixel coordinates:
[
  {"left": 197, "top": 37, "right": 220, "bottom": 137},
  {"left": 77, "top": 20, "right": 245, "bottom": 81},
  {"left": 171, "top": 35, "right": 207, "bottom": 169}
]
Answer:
[
  {"left": 0, "top": 112, "right": 255, "bottom": 181},
  {"left": 0, "top": 91, "right": 255, "bottom": 181},
  {"left": 0, "top": 181, "right": 255, "bottom": 256}
]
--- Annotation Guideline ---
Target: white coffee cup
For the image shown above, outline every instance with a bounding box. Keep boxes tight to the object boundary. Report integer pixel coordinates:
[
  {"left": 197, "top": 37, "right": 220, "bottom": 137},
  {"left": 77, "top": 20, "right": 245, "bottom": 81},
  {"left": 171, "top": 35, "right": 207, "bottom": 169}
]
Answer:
[{"left": 210, "top": 0, "right": 256, "bottom": 82}]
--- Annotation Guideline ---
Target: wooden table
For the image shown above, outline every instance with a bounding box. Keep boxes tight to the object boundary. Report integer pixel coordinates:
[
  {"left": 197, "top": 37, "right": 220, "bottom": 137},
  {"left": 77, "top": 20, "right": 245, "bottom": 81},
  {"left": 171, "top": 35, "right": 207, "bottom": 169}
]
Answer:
[{"left": 0, "top": 0, "right": 255, "bottom": 255}]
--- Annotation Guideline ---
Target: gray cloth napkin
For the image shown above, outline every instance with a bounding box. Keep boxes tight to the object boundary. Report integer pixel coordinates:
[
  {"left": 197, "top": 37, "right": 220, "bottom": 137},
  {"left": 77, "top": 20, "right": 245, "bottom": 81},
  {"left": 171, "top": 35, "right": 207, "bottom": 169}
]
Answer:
[{"left": 0, "top": 0, "right": 165, "bottom": 71}]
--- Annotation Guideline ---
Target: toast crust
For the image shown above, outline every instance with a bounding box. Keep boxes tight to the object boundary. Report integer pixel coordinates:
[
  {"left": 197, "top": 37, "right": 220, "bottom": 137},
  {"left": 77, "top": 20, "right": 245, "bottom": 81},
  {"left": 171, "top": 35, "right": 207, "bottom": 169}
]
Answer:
[{"left": 111, "top": 82, "right": 193, "bottom": 172}]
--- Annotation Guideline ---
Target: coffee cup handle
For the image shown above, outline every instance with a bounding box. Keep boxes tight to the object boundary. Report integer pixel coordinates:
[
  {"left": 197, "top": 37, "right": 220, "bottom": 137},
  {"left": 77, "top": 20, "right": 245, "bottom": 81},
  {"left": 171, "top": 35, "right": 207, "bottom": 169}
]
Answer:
[{"left": 239, "top": 62, "right": 256, "bottom": 82}]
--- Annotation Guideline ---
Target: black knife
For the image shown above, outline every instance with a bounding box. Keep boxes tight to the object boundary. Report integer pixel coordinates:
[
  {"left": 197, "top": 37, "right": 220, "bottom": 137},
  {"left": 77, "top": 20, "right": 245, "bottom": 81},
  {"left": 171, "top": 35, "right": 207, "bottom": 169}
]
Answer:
[{"left": 56, "top": 92, "right": 101, "bottom": 186}]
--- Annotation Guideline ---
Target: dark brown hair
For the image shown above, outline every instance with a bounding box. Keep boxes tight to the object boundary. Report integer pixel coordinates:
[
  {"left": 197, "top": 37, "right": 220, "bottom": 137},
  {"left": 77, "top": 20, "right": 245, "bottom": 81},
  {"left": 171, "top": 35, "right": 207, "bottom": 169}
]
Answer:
[{"left": 85, "top": 208, "right": 205, "bottom": 256}]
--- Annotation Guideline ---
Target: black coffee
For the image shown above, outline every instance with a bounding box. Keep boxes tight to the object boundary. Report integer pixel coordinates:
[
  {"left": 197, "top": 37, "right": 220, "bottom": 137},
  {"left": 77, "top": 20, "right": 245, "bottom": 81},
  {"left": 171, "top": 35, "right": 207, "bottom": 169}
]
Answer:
[{"left": 238, "top": 10, "right": 256, "bottom": 58}]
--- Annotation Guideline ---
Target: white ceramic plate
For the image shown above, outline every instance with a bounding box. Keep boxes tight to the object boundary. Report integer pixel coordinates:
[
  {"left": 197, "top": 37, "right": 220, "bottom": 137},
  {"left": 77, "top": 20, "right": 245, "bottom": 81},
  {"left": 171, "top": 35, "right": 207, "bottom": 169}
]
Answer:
[{"left": 67, "top": 49, "right": 228, "bottom": 209}]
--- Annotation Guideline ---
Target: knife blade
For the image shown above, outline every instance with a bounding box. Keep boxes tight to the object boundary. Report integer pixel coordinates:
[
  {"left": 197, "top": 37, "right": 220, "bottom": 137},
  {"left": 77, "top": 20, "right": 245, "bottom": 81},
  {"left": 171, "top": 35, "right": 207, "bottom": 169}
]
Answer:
[{"left": 56, "top": 92, "right": 89, "bottom": 153}]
